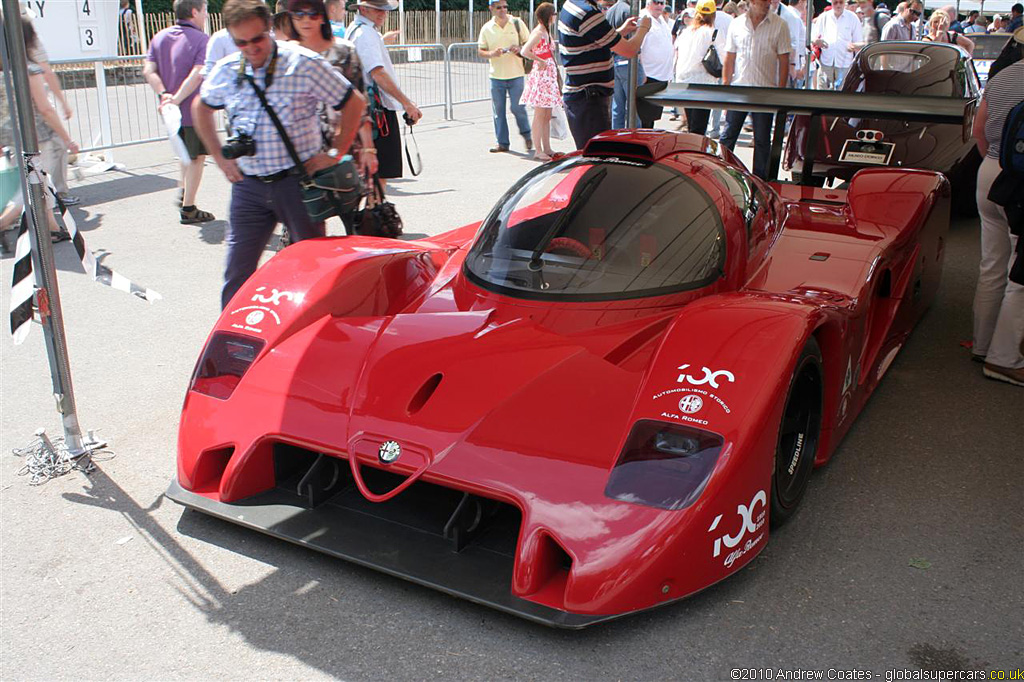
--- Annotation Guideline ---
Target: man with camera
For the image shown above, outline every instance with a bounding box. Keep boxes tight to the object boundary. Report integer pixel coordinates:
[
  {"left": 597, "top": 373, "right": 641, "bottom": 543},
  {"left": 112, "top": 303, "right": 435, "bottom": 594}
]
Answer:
[{"left": 193, "top": 0, "right": 365, "bottom": 309}]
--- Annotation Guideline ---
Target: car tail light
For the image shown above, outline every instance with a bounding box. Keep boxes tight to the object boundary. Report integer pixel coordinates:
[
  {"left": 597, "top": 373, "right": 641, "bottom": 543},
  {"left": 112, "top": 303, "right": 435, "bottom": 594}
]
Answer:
[
  {"left": 605, "top": 420, "right": 724, "bottom": 511},
  {"left": 189, "top": 332, "right": 266, "bottom": 400}
]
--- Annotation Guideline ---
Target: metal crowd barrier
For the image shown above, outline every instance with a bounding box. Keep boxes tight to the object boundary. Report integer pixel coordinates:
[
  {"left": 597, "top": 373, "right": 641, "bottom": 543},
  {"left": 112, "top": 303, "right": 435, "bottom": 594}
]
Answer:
[
  {"left": 51, "top": 55, "right": 165, "bottom": 154},
  {"left": 34, "top": 44, "right": 488, "bottom": 153},
  {"left": 445, "top": 42, "right": 491, "bottom": 119},
  {"left": 385, "top": 44, "right": 447, "bottom": 115}
]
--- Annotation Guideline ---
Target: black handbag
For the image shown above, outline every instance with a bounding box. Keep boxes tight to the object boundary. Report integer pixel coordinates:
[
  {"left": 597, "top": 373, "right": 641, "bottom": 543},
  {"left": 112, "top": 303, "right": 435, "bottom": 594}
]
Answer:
[
  {"left": 245, "top": 73, "right": 364, "bottom": 228},
  {"left": 354, "top": 174, "right": 403, "bottom": 238},
  {"left": 701, "top": 30, "right": 722, "bottom": 79}
]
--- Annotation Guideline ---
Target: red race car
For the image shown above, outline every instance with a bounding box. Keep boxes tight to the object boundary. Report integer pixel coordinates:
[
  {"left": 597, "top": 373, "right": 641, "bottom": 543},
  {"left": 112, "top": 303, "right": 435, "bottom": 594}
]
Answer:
[{"left": 169, "top": 131, "right": 951, "bottom": 627}]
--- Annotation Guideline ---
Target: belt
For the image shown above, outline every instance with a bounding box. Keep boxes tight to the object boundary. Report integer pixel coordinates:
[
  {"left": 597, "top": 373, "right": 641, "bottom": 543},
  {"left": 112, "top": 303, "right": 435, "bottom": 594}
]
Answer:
[{"left": 244, "top": 167, "right": 298, "bottom": 183}]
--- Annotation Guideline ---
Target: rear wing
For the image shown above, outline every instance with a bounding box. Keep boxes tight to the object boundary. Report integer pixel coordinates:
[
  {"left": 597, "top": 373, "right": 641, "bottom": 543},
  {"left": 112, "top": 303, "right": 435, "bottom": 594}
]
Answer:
[{"left": 638, "top": 82, "right": 975, "bottom": 184}]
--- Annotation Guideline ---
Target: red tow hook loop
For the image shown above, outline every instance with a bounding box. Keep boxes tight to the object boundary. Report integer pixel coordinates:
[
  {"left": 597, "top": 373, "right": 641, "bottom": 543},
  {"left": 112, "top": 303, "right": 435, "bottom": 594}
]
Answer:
[{"left": 347, "top": 436, "right": 432, "bottom": 503}]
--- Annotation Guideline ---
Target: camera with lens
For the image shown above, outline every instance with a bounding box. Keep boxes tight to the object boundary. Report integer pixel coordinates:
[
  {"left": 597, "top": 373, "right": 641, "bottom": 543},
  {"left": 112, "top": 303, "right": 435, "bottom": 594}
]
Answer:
[
  {"left": 222, "top": 133, "right": 256, "bottom": 159},
  {"left": 403, "top": 112, "right": 416, "bottom": 126}
]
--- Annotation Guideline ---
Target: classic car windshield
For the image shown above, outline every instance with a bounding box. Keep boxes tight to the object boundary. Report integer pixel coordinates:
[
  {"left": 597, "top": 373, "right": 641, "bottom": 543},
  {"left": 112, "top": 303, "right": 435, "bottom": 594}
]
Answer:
[{"left": 464, "top": 157, "right": 725, "bottom": 300}]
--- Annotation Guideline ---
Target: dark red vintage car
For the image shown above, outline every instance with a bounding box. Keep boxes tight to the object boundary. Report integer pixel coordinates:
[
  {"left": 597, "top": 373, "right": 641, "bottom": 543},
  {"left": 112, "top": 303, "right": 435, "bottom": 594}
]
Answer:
[
  {"left": 784, "top": 41, "right": 980, "bottom": 210},
  {"left": 168, "top": 131, "right": 953, "bottom": 627}
]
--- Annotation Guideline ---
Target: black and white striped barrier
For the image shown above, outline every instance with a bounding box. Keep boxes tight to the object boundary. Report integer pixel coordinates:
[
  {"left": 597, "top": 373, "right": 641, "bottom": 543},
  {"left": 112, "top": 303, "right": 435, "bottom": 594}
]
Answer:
[{"left": 8, "top": 170, "right": 162, "bottom": 345}]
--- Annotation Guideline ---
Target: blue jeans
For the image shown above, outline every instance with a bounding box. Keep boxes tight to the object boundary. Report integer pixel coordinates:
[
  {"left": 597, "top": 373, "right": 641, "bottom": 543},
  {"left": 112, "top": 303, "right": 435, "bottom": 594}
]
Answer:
[
  {"left": 720, "top": 110, "right": 774, "bottom": 180},
  {"left": 490, "top": 77, "right": 531, "bottom": 147},
  {"left": 222, "top": 173, "right": 325, "bottom": 309},
  {"left": 612, "top": 60, "right": 644, "bottom": 129}
]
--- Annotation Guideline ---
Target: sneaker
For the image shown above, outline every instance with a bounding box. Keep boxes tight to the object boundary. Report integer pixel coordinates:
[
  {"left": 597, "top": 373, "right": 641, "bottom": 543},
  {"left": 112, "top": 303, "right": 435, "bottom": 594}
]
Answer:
[
  {"left": 489, "top": 145, "right": 509, "bottom": 153},
  {"left": 982, "top": 362, "right": 1024, "bottom": 387},
  {"left": 523, "top": 135, "right": 534, "bottom": 152},
  {"left": 58, "top": 193, "right": 81, "bottom": 206},
  {"left": 180, "top": 206, "right": 215, "bottom": 224}
]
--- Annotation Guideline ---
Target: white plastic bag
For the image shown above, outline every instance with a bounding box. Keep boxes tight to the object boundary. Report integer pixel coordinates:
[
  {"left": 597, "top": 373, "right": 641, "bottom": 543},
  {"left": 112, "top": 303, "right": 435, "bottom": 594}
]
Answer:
[
  {"left": 551, "top": 104, "right": 569, "bottom": 141},
  {"left": 160, "top": 103, "right": 191, "bottom": 164}
]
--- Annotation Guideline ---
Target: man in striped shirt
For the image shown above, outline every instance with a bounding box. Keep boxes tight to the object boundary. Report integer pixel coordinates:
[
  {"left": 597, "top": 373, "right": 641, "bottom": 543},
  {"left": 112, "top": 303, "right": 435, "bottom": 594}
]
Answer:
[{"left": 558, "top": 0, "right": 653, "bottom": 148}]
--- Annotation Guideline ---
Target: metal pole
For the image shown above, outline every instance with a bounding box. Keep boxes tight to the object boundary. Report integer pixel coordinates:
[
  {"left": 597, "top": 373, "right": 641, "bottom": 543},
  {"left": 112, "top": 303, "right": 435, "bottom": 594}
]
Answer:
[
  {"left": 134, "top": 0, "right": 149, "bottom": 53},
  {"left": 470, "top": 0, "right": 475, "bottom": 41},
  {"left": 94, "top": 61, "right": 116, "bottom": 163},
  {"left": 0, "top": 3, "right": 86, "bottom": 454},
  {"left": 530, "top": 0, "right": 535, "bottom": 27},
  {"left": 805, "top": 0, "right": 813, "bottom": 89},
  {"left": 399, "top": 0, "right": 405, "bottom": 44},
  {"left": 626, "top": 0, "right": 640, "bottom": 127},
  {"left": 436, "top": 0, "right": 441, "bottom": 45}
]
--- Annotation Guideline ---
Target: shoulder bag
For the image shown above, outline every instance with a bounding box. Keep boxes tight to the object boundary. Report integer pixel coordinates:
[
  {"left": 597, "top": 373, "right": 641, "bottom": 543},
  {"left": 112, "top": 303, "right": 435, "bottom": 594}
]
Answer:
[
  {"left": 701, "top": 29, "right": 723, "bottom": 78},
  {"left": 353, "top": 174, "right": 404, "bottom": 238},
  {"left": 515, "top": 18, "right": 533, "bottom": 73},
  {"left": 244, "top": 73, "right": 364, "bottom": 230}
]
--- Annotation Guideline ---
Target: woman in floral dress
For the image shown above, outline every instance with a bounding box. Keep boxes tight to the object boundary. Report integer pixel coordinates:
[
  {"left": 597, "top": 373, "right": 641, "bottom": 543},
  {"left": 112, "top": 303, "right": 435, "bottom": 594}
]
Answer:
[{"left": 520, "top": 3, "right": 562, "bottom": 161}]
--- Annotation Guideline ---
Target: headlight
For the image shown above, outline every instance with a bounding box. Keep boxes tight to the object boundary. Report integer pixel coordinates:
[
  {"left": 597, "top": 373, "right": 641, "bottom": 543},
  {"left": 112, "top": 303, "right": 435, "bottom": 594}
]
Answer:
[
  {"left": 604, "top": 420, "right": 724, "bottom": 511},
  {"left": 189, "top": 332, "right": 265, "bottom": 400}
]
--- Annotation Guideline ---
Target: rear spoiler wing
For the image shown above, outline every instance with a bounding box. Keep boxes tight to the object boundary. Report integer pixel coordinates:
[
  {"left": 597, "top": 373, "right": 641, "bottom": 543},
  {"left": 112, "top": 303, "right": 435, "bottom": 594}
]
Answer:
[{"left": 638, "top": 82, "right": 975, "bottom": 184}]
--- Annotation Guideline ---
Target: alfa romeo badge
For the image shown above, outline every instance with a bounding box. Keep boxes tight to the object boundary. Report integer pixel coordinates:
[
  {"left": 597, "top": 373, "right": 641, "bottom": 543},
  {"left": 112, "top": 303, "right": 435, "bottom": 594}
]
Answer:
[{"left": 378, "top": 440, "right": 401, "bottom": 464}]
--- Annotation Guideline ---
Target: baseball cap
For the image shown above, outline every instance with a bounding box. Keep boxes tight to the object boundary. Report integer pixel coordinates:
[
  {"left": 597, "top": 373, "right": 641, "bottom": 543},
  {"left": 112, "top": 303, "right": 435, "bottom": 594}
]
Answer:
[{"left": 696, "top": 0, "right": 716, "bottom": 13}]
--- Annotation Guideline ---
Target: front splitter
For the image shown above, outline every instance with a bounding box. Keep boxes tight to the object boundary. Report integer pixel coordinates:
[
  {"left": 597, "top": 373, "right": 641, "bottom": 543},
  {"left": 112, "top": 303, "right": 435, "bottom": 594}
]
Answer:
[{"left": 166, "top": 479, "right": 616, "bottom": 629}]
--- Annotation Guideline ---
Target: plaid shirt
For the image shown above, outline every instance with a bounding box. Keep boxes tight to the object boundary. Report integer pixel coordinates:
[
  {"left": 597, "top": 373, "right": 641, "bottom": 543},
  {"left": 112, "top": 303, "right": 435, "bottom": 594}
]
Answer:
[{"left": 201, "top": 41, "right": 353, "bottom": 176}]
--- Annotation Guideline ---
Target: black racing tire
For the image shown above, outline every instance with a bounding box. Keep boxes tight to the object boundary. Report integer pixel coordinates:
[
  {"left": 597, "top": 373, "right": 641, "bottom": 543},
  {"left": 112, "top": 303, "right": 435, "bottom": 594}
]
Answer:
[
  {"left": 791, "top": 171, "right": 827, "bottom": 188},
  {"left": 770, "top": 336, "right": 824, "bottom": 529}
]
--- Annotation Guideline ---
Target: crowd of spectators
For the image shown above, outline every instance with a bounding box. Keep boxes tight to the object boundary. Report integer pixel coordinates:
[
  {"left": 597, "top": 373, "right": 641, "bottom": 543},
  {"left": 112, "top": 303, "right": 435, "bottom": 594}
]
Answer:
[{"left": 1, "top": 0, "right": 1020, "bottom": 382}]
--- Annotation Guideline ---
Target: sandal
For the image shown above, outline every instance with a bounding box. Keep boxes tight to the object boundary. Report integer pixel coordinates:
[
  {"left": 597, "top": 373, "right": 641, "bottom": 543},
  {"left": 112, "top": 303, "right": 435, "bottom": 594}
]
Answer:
[
  {"left": 180, "top": 206, "right": 215, "bottom": 224},
  {"left": 50, "top": 229, "right": 71, "bottom": 243},
  {"left": 533, "top": 153, "right": 552, "bottom": 162}
]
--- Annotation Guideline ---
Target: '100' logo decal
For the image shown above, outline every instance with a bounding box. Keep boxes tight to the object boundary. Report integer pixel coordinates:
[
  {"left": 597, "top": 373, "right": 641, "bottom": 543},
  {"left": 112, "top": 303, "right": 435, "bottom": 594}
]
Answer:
[{"left": 708, "top": 490, "right": 767, "bottom": 568}]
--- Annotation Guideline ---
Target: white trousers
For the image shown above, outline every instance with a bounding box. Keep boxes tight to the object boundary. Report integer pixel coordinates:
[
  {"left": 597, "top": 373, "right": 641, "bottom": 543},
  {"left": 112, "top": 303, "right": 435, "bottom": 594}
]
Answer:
[
  {"left": 973, "top": 155, "right": 1024, "bottom": 369},
  {"left": 37, "top": 136, "right": 69, "bottom": 194}
]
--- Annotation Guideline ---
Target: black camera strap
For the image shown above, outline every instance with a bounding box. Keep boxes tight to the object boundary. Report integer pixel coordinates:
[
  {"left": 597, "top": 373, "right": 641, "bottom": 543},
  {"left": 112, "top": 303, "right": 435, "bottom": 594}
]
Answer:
[{"left": 243, "top": 69, "right": 308, "bottom": 182}]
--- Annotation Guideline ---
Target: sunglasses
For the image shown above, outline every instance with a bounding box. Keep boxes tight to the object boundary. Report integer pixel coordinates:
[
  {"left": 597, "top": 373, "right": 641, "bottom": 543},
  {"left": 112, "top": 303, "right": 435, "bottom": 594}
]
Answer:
[
  {"left": 652, "top": 1, "right": 665, "bottom": 5},
  {"left": 909, "top": 8, "right": 921, "bottom": 15},
  {"left": 492, "top": 4, "right": 508, "bottom": 8},
  {"left": 291, "top": 9, "right": 321, "bottom": 18},
  {"left": 233, "top": 32, "right": 268, "bottom": 47}
]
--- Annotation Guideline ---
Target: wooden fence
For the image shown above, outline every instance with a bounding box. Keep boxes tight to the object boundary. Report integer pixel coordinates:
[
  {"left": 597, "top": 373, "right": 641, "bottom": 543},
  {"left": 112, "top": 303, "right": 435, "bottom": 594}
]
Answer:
[{"left": 131, "top": 10, "right": 532, "bottom": 50}]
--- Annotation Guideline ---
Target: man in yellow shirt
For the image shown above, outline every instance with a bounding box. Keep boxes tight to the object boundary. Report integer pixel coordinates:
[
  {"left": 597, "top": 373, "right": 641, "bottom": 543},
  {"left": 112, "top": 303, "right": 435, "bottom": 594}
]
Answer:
[{"left": 478, "top": 0, "right": 533, "bottom": 153}]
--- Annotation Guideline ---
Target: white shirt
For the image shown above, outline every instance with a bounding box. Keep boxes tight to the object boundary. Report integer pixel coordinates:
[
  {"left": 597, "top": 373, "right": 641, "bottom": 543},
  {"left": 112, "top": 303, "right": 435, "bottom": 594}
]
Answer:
[
  {"left": 639, "top": 10, "right": 675, "bottom": 81},
  {"left": 725, "top": 11, "right": 792, "bottom": 87},
  {"left": 812, "top": 8, "right": 862, "bottom": 68},
  {"left": 347, "top": 14, "right": 402, "bottom": 111},
  {"left": 674, "top": 23, "right": 718, "bottom": 84},
  {"left": 776, "top": 2, "right": 805, "bottom": 68},
  {"left": 714, "top": 11, "right": 733, "bottom": 60},
  {"left": 203, "top": 28, "right": 238, "bottom": 77}
]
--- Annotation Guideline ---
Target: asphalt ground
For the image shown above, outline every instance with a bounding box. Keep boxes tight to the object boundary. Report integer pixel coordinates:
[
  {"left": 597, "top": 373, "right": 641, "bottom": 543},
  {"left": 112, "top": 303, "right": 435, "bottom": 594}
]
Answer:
[{"left": 1, "top": 101, "right": 1021, "bottom": 681}]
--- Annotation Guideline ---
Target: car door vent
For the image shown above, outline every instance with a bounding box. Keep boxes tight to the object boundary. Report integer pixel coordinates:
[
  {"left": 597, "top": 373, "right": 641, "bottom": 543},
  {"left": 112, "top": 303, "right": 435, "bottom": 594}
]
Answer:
[{"left": 408, "top": 372, "right": 443, "bottom": 416}]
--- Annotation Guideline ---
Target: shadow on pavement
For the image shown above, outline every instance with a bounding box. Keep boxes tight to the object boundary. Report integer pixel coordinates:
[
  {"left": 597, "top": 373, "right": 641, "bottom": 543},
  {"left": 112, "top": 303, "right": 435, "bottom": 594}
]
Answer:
[
  {"left": 55, "top": 458, "right": 754, "bottom": 678},
  {"left": 71, "top": 172, "right": 179, "bottom": 204},
  {"left": 198, "top": 219, "right": 228, "bottom": 245}
]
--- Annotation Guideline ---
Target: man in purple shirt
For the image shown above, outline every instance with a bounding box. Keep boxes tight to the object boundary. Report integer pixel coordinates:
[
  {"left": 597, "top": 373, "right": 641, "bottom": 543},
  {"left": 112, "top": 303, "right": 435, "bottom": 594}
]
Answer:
[{"left": 144, "top": 0, "right": 215, "bottom": 224}]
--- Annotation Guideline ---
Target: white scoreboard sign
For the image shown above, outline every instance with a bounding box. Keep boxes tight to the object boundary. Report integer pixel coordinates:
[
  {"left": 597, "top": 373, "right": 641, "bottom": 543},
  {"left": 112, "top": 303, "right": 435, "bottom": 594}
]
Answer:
[{"left": 22, "top": 0, "right": 120, "bottom": 60}]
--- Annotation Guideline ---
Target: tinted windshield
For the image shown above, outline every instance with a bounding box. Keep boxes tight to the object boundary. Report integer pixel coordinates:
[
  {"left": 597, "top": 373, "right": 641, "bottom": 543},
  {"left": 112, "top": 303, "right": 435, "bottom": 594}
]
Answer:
[{"left": 464, "top": 157, "right": 725, "bottom": 301}]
